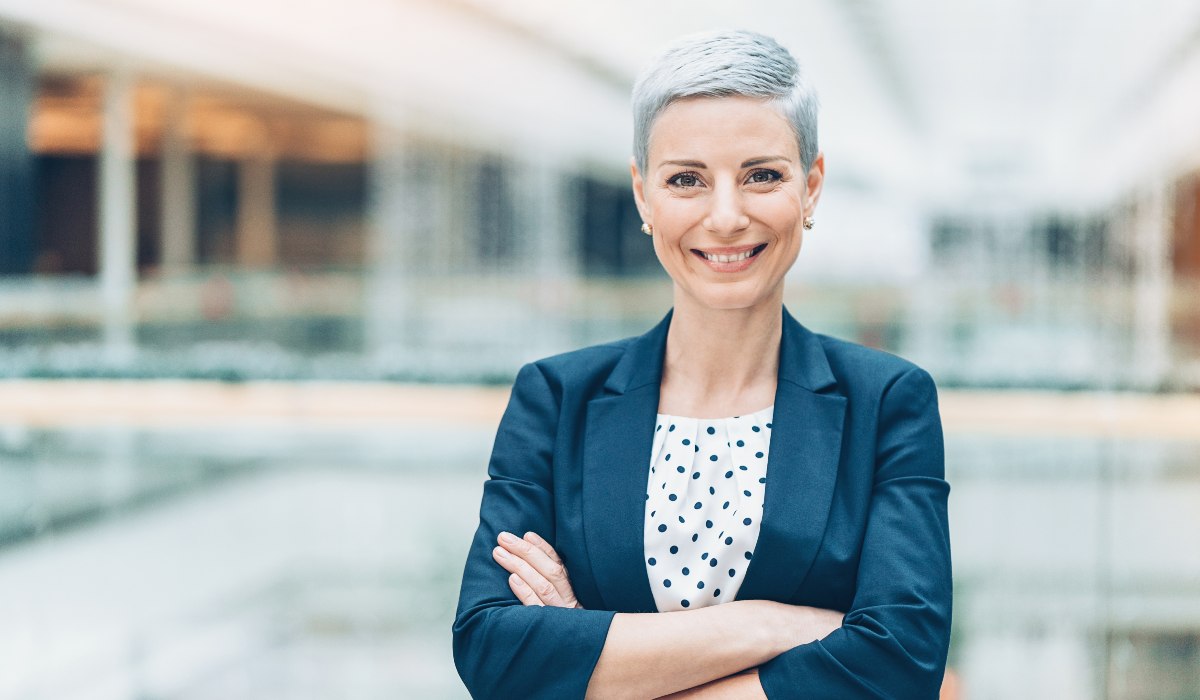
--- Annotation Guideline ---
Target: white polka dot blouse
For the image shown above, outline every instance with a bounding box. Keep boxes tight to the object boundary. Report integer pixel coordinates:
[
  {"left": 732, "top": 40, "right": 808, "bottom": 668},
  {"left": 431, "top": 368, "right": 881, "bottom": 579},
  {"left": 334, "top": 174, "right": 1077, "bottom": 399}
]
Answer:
[{"left": 643, "top": 405, "right": 773, "bottom": 611}]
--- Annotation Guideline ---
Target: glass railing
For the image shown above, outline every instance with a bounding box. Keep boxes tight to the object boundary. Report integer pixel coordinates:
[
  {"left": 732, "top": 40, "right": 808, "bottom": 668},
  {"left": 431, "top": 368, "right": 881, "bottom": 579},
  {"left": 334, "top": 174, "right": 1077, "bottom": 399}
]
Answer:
[{"left": 2, "top": 272, "right": 1199, "bottom": 390}]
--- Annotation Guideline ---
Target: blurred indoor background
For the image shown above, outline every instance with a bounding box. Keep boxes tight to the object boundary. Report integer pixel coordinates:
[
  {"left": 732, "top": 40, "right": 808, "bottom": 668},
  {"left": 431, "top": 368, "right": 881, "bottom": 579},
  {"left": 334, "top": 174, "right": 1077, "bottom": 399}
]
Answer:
[{"left": 1, "top": 0, "right": 1198, "bottom": 698}]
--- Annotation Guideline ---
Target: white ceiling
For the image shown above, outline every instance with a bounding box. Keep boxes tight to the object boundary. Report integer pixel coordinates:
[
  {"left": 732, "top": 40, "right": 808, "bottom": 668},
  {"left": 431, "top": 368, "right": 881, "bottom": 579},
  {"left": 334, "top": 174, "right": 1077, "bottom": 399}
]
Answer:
[
  {"left": 461, "top": 0, "right": 1200, "bottom": 208},
  {"left": 4, "top": 0, "right": 1200, "bottom": 210}
]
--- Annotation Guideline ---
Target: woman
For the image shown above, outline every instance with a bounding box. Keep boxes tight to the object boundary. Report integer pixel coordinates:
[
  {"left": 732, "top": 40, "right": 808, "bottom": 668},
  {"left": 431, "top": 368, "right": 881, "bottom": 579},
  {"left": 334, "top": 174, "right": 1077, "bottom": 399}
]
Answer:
[{"left": 453, "top": 29, "right": 951, "bottom": 699}]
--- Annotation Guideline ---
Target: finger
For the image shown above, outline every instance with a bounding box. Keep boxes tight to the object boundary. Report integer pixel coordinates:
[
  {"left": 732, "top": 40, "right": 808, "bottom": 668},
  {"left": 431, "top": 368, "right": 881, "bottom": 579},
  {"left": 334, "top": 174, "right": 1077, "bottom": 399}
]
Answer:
[
  {"left": 523, "top": 532, "right": 582, "bottom": 608},
  {"left": 498, "top": 532, "right": 566, "bottom": 586},
  {"left": 492, "top": 545, "right": 565, "bottom": 607},
  {"left": 498, "top": 532, "right": 576, "bottom": 606},
  {"left": 507, "top": 573, "right": 543, "bottom": 606},
  {"left": 522, "top": 531, "right": 562, "bottom": 564}
]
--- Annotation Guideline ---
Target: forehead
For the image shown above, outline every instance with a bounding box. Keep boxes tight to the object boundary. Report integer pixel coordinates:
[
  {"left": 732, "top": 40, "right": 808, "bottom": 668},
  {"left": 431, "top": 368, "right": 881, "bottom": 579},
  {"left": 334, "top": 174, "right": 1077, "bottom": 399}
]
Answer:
[{"left": 648, "top": 95, "right": 799, "bottom": 165}]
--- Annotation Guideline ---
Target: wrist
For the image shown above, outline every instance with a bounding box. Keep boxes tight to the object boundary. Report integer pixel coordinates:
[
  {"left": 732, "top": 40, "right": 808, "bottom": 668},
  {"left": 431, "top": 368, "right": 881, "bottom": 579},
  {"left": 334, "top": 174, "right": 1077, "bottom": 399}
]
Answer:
[
  {"left": 746, "top": 601, "right": 844, "bottom": 652},
  {"left": 742, "top": 600, "right": 796, "bottom": 656}
]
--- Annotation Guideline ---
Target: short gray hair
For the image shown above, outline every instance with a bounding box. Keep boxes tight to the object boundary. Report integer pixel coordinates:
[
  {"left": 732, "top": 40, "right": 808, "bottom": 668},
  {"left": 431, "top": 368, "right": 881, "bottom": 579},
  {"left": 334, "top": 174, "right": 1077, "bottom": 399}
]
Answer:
[{"left": 632, "top": 29, "right": 819, "bottom": 174}]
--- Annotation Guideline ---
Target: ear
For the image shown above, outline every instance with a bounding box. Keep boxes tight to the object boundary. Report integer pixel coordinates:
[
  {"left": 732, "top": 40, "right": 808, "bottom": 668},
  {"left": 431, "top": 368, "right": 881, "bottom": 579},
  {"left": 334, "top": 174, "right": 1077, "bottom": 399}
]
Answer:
[
  {"left": 630, "top": 156, "right": 651, "bottom": 223},
  {"left": 803, "top": 152, "right": 826, "bottom": 217}
]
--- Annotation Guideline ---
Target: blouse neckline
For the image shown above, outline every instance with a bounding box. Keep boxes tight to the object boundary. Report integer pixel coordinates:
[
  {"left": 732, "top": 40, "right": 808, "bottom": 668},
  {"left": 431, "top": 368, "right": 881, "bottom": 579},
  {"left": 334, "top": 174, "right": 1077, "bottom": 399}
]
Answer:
[{"left": 656, "top": 404, "right": 775, "bottom": 421}]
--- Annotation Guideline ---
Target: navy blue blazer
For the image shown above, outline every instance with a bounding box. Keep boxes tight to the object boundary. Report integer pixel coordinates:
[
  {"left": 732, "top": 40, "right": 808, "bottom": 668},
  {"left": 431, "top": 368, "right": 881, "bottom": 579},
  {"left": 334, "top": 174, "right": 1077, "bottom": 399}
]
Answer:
[{"left": 453, "top": 305, "right": 952, "bottom": 699}]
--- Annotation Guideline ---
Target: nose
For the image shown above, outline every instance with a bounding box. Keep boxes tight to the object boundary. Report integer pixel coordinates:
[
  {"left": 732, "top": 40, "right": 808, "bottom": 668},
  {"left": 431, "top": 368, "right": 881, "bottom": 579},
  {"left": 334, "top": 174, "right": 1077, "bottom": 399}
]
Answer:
[{"left": 703, "top": 179, "right": 751, "bottom": 235}]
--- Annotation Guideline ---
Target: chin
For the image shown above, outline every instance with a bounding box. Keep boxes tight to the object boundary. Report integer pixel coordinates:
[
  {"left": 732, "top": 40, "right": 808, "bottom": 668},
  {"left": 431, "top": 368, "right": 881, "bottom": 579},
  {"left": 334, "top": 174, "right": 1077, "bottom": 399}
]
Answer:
[{"left": 678, "top": 283, "right": 778, "bottom": 312}]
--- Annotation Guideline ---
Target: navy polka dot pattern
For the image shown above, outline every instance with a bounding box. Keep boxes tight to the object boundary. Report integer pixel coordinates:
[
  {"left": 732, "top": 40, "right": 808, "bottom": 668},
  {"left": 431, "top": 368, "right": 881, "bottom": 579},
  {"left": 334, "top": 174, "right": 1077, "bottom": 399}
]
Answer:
[{"left": 645, "top": 405, "right": 773, "bottom": 612}]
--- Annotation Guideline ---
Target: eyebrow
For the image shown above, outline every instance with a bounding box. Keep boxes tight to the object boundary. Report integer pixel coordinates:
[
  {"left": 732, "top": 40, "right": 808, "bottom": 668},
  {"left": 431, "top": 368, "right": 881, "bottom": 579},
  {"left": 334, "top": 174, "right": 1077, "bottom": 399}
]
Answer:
[
  {"left": 741, "top": 155, "right": 791, "bottom": 167},
  {"left": 657, "top": 156, "right": 793, "bottom": 169}
]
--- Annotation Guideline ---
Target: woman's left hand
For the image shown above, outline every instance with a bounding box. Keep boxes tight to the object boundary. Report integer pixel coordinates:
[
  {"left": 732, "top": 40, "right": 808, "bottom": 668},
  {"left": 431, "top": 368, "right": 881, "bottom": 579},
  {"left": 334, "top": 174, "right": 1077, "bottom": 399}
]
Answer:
[{"left": 492, "top": 531, "right": 584, "bottom": 609}]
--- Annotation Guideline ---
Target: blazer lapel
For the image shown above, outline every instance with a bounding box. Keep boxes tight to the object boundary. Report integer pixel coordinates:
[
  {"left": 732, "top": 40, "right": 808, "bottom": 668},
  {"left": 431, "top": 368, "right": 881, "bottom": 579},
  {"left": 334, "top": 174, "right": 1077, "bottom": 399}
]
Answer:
[
  {"left": 581, "top": 310, "right": 671, "bottom": 613},
  {"left": 581, "top": 305, "right": 846, "bottom": 610},
  {"left": 737, "top": 306, "right": 847, "bottom": 602}
]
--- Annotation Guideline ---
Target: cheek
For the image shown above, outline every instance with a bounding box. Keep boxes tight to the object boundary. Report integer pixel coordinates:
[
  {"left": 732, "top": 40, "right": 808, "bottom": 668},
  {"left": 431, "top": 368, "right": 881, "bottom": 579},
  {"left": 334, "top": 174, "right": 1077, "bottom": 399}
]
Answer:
[
  {"left": 653, "top": 233, "right": 690, "bottom": 270},
  {"left": 762, "top": 198, "right": 805, "bottom": 238},
  {"left": 650, "top": 232, "right": 678, "bottom": 268},
  {"left": 651, "top": 195, "right": 702, "bottom": 225},
  {"left": 652, "top": 202, "right": 705, "bottom": 246}
]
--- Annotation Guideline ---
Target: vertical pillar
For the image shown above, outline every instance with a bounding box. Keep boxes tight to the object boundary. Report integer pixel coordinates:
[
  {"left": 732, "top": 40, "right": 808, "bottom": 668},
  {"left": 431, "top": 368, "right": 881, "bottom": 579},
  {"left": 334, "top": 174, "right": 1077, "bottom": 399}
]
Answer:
[
  {"left": 364, "top": 122, "right": 423, "bottom": 357},
  {"left": 529, "top": 162, "right": 576, "bottom": 280},
  {"left": 906, "top": 213, "right": 946, "bottom": 377},
  {"left": 235, "top": 149, "right": 277, "bottom": 267},
  {"left": 1029, "top": 214, "right": 1053, "bottom": 378},
  {"left": 159, "top": 87, "right": 196, "bottom": 272},
  {"left": 0, "top": 29, "right": 36, "bottom": 274},
  {"left": 439, "top": 148, "right": 474, "bottom": 274},
  {"left": 98, "top": 70, "right": 137, "bottom": 359},
  {"left": 515, "top": 157, "right": 580, "bottom": 356},
  {"left": 1131, "top": 180, "right": 1173, "bottom": 388}
]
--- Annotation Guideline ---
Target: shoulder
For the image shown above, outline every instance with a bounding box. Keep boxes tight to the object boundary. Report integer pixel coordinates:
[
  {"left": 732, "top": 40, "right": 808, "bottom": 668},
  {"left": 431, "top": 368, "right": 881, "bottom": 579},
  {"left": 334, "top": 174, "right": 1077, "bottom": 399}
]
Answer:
[
  {"left": 533, "top": 336, "right": 632, "bottom": 373},
  {"left": 812, "top": 332, "right": 936, "bottom": 400},
  {"left": 810, "top": 334, "right": 943, "bottom": 478},
  {"left": 516, "top": 335, "right": 634, "bottom": 397}
]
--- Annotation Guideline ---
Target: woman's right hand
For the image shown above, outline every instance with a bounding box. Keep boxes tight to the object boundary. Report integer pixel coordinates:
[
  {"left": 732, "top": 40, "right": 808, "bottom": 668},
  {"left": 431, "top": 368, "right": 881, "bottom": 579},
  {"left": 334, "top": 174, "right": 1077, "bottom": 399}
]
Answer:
[{"left": 492, "top": 530, "right": 584, "bottom": 609}]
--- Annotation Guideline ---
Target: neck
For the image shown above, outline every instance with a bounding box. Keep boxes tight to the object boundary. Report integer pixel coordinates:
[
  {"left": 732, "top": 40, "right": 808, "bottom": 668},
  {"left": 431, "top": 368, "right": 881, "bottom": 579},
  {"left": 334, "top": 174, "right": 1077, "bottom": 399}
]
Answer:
[{"left": 660, "top": 289, "right": 783, "bottom": 417}]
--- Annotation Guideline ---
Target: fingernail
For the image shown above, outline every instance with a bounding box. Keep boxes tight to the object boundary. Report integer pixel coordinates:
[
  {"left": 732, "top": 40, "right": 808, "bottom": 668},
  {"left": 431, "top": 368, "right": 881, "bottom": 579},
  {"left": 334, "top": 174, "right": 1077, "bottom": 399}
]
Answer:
[
  {"left": 499, "top": 532, "right": 517, "bottom": 545},
  {"left": 493, "top": 546, "right": 508, "bottom": 559}
]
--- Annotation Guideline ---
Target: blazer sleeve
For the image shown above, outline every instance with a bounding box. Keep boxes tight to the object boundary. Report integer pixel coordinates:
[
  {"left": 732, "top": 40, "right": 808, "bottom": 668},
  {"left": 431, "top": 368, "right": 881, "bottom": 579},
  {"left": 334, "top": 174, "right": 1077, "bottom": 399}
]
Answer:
[
  {"left": 758, "top": 366, "right": 953, "bottom": 699},
  {"left": 452, "top": 362, "right": 617, "bottom": 699}
]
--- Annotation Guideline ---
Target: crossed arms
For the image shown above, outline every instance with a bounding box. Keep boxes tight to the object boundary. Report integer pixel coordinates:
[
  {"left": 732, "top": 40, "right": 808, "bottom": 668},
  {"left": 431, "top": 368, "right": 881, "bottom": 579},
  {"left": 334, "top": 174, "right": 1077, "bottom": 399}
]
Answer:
[{"left": 492, "top": 529, "right": 844, "bottom": 698}]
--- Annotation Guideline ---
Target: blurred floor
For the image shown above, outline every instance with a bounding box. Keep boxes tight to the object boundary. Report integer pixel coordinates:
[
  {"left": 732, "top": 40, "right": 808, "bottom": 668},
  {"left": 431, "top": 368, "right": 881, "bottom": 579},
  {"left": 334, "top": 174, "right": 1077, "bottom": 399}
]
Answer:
[{"left": 1, "top": 381, "right": 1198, "bottom": 699}]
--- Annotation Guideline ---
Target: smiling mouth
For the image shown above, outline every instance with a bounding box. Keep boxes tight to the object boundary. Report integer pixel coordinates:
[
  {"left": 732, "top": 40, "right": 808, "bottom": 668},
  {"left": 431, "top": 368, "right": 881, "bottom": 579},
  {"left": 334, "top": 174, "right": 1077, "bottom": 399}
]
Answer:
[{"left": 692, "top": 243, "right": 768, "bottom": 263}]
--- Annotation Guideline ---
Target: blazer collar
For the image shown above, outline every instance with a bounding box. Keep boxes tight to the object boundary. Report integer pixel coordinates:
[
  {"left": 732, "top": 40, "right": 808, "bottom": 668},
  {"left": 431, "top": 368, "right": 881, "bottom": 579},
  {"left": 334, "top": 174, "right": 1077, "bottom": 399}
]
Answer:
[
  {"left": 778, "top": 304, "right": 839, "bottom": 393},
  {"left": 602, "top": 304, "right": 838, "bottom": 396},
  {"left": 600, "top": 308, "right": 670, "bottom": 395},
  {"left": 583, "top": 305, "right": 845, "bottom": 611}
]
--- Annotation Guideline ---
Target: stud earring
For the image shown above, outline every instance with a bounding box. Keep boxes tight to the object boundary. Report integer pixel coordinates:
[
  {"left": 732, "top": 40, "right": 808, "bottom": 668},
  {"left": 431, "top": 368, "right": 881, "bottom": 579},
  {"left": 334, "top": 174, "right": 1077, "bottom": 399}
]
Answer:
[
  {"left": 641, "top": 222, "right": 653, "bottom": 235},
  {"left": 803, "top": 217, "right": 815, "bottom": 230}
]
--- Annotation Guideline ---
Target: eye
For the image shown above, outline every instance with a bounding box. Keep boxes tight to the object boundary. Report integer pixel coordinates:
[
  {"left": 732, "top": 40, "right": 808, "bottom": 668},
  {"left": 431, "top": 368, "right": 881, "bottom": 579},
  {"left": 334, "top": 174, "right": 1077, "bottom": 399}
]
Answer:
[
  {"left": 667, "top": 172, "right": 702, "bottom": 188},
  {"left": 746, "top": 169, "right": 782, "bottom": 185}
]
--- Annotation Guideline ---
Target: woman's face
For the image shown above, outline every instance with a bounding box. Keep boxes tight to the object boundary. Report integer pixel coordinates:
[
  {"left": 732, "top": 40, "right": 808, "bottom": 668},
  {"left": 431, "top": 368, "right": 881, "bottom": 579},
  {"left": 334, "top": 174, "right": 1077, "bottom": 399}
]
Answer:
[{"left": 632, "top": 95, "right": 824, "bottom": 313}]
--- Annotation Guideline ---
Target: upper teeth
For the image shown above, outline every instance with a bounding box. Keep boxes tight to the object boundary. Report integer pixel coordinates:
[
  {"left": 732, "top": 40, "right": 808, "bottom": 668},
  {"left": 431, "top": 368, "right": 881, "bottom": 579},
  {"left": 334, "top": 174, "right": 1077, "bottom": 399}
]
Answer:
[{"left": 702, "top": 248, "right": 757, "bottom": 263}]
